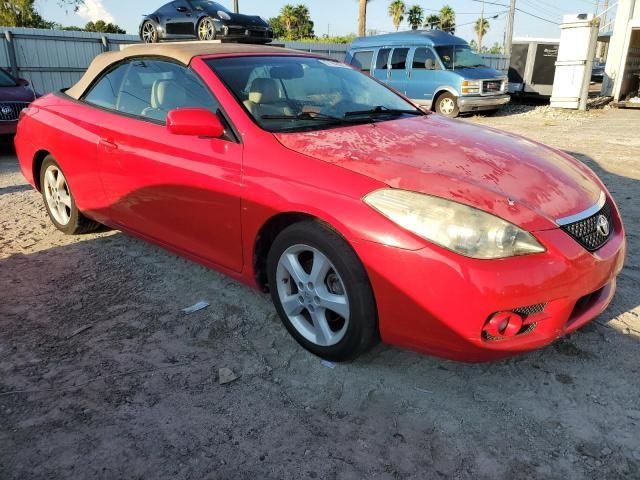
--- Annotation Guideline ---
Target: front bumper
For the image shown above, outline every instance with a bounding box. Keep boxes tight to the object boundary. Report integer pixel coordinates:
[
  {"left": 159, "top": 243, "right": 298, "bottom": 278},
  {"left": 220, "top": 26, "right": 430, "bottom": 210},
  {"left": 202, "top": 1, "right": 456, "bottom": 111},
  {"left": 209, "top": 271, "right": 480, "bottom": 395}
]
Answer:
[
  {"left": 352, "top": 200, "right": 626, "bottom": 362},
  {"left": 0, "top": 121, "right": 17, "bottom": 135},
  {"left": 458, "top": 94, "right": 510, "bottom": 112},
  {"left": 219, "top": 24, "right": 272, "bottom": 42}
]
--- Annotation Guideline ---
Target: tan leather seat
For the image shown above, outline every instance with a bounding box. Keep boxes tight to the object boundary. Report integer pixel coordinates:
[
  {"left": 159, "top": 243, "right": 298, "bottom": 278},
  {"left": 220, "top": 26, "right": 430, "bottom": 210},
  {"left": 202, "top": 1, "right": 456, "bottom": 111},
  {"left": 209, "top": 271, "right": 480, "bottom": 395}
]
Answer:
[
  {"left": 244, "top": 78, "right": 294, "bottom": 118},
  {"left": 142, "top": 79, "right": 187, "bottom": 121}
]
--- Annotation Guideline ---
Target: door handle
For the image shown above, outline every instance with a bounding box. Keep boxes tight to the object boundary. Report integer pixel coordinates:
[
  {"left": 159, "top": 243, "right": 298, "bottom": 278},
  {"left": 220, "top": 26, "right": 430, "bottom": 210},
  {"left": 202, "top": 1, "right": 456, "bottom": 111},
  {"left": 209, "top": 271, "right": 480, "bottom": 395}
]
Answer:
[{"left": 99, "top": 139, "right": 118, "bottom": 151}]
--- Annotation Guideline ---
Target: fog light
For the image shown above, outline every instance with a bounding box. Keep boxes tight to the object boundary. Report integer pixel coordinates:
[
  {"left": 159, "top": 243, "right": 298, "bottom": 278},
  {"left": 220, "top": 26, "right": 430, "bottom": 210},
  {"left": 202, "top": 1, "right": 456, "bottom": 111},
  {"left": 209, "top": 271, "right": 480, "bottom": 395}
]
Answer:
[{"left": 483, "top": 311, "right": 523, "bottom": 338}]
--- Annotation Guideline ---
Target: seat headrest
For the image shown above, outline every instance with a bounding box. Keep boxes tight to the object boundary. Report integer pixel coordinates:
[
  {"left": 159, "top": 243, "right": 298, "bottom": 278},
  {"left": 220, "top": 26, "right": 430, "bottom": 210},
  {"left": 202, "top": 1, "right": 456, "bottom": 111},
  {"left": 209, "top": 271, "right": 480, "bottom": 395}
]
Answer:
[
  {"left": 151, "top": 79, "right": 187, "bottom": 110},
  {"left": 248, "top": 78, "right": 280, "bottom": 104}
]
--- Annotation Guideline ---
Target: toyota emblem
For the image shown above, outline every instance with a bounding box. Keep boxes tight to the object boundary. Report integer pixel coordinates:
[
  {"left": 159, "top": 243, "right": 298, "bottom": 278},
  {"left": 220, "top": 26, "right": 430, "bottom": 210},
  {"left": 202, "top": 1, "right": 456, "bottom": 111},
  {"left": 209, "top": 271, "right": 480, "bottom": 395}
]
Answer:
[
  {"left": 596, "top": 214, "right": 610, "bottom": 237},
  {"left": 1, "top": 106, "right": 12, "bottom": 116}
]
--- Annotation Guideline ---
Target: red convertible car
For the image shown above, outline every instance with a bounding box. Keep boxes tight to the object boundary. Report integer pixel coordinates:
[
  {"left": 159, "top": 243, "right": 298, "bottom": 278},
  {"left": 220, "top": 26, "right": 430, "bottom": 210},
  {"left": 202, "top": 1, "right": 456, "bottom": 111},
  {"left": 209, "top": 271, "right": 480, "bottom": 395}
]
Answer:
[{"left": 15, "top": 43, "right": 625, "bottom": 362}]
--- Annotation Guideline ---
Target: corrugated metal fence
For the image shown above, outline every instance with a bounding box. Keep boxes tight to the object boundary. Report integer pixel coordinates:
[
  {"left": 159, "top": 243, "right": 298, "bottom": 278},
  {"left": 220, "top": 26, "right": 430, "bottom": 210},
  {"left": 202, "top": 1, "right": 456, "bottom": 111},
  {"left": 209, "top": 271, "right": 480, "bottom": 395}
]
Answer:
[{"left": 0, "top": 27, "right": 509, "bottom": 94}]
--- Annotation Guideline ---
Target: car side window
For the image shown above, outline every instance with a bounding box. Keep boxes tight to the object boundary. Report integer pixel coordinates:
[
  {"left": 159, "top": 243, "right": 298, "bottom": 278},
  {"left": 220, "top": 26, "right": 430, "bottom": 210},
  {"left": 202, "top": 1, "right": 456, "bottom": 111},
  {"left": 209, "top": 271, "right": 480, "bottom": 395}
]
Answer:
[
  {"left": 390, "top": 48, "right": 409, "bottom": 70},
  {"left": 350, "top": 51, "right": 374, "bottom": 73},
  {"left": 412, "top": 48, "right": 440, "bottom": 70},
  {"left": 83, "top": 59, "right": 220, "bottom": 124},
  {"left": 82, "top": 64, "right": 128, "bottom": 110},
  {"left": 376, "top": 48, "right": 391, "bottom": 70}
]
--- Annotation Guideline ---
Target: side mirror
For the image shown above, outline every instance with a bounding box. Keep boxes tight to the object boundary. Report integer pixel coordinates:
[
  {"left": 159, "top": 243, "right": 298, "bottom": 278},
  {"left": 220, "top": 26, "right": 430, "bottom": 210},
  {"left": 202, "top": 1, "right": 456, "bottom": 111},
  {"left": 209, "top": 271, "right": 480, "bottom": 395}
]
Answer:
[
  {"left": 167, "top": 108, "right": 225, "bottom": 138},
  {"left": 17, "top": 78, "right": 29, "bottom": 86}
]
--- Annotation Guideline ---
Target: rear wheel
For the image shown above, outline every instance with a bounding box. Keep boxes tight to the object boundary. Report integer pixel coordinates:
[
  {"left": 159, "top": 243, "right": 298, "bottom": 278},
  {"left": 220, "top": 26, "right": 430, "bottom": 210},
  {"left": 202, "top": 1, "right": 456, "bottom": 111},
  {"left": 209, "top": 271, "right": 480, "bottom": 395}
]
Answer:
[
  {"left": 435, "top": 92, "right": 460, "bottom": 117},
  {"left": 197, "top": 17, "right": 217, "bottom": 41},
  {"left": 40, "top": 156, "right": 101, "bottom": 235},
  {"left": 141, "top": 21, "right": 158, "bottom": 43},
  {"left": 267, "top": 221, "right": 378, "bottom": 362}
]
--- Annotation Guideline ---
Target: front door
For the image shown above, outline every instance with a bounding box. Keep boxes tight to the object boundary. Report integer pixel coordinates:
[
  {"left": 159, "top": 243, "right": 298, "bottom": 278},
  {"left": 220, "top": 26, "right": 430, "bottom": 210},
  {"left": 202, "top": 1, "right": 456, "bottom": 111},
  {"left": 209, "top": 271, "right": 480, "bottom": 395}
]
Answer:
[
  {"left": 164, "top": 0, "right": 196, "bottom": 37},
  {"left": 83, "top": 58, "right": 244, "bottom": 272},
  {"left": 406, "top": 47, "right": 443, "bottom": 105}
]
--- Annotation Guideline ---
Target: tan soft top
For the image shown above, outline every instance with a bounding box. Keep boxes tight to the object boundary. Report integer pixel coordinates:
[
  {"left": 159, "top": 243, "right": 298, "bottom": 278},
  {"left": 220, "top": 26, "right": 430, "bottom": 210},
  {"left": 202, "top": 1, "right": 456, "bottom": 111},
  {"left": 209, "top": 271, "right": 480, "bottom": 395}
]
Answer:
[{"left": 66, "top": 42, "right": 302, "bottom": 99}]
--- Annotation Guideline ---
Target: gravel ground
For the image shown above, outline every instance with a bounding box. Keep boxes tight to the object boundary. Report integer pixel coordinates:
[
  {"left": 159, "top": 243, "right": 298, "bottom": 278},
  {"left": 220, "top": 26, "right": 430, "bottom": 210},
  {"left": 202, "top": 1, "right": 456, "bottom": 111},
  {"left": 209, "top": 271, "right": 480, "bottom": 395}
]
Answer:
[{"left": 1, "top": 107, "right": 639, "bottom": 480}]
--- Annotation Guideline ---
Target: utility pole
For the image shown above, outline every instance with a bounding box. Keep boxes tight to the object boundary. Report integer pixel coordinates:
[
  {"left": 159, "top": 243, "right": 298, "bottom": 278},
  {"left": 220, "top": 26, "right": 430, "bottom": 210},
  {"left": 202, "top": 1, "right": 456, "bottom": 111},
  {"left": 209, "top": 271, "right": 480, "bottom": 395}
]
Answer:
[
  {"left": 233, "top": 0, "right": 239, "bottom": 13},
  {"left": 504, "top": 0, "right": 516, "bottom": 57},
  {"left": 479, "top": 1, "right": 485, "bottom": 53},
  {"left": 602, "top": 0, "right": 609, "bottom": 31}
]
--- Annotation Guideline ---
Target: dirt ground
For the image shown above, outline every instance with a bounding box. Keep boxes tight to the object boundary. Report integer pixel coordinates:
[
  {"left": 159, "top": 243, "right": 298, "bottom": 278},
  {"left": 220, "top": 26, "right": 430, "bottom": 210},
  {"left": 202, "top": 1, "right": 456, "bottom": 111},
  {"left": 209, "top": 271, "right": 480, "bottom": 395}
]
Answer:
[{"left": 1, "top": 106, "right": 639, "bottom": 480}]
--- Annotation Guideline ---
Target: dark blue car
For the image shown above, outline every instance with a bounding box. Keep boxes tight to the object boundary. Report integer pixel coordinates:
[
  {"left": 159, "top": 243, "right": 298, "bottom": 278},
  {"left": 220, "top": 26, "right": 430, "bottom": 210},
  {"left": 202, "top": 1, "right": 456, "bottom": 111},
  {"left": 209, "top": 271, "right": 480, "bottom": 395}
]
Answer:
[
  {"left": 347, "top": 31, "right": 510, "bottom": 117},
  {"left": 140, "top": 0, "right": 272, "bottom": 44}
]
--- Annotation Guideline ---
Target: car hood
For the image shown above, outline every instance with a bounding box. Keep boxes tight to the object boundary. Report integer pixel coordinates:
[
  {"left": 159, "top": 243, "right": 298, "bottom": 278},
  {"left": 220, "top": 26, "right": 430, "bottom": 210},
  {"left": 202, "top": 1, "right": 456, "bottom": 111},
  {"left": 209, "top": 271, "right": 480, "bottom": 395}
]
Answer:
[
  {"left": 450, "top": 67, "right": 505, "bottom": 79},
  {"left": 274, "top": 115, "right": 603, "bottom": 231},
  {"left": 0, "top": 85, "right": 35, "bottom": 102}
]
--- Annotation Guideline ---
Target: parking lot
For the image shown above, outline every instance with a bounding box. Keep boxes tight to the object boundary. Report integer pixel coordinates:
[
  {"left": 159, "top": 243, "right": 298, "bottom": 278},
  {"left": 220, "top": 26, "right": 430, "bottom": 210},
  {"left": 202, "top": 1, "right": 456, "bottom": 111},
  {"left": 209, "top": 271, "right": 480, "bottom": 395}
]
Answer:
[{"left": 1, "top": 107, "right": 639, "bottom": 480}]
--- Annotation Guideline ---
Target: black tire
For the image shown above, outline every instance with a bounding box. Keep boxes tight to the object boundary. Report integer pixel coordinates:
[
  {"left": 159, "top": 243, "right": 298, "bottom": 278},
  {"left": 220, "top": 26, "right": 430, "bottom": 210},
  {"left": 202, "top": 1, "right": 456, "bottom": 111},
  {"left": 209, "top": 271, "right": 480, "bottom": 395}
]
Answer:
[
  {"left": 39, "top": 156, "right": 101, "bottom": 235},
  {"left": 197, "top": 17, "right": 217, "bottom": 41},
  {"left": 435, "top": 92, "right": 460, "bottom": 117},
  {"left": 267, "top": 220, "right": 378, "bottom": 362},
  {"left": 141, "top": 21, "right": 159, "bottom": 43}
]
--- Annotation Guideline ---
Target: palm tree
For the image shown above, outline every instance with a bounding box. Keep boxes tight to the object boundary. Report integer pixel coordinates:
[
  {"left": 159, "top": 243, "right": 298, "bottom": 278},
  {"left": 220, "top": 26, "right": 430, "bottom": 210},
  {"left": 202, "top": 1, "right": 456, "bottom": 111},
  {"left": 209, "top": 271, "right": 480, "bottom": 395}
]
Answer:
[
  {"left": 424, "top": 14, "right": 440, "bottom": 30},
  {"left": 357, "top": 0, "right": 371, "bottom": 37},
  {"left": 474, "top": 17, "right": 490, "bottom": 52},
  {"left": 388, "top": 0, "right": 406, "bottom": 31},
  {"left": 280, "top": 4, "right": 298, "bottom": 39},
  {"left": 439, "top": 5, "right": 456, "bottom": 33},
  {"left": 407, "top": 5, "right": 424, "bottom": 30}
]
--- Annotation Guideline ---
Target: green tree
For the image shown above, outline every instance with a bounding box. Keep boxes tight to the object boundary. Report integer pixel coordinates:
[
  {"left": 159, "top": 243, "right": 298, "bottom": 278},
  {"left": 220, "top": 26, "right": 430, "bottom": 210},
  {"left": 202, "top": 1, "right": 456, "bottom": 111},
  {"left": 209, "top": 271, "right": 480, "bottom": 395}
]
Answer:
[
  {"left": 274, "top": 4, "right": 314, "bottom": 40},
  {"left": 424, "top": 13, "right": 440, "bottom": 30},
  {"left": 388, "top": 0, "right": 406, "bottom": 31},
  {"left": 439, "top": 5, "right": 456, "bottom": 33},
  {"left": 85, "top": 20, "right": 126, "bottom": 34},
  {"left": 357, "top": 0, "right": 371, "bottom": 37},
  {"left": 268, "top": 16, "right": 286, "bottom": 38},
  {"left": 488, "top": 42, "right": 502, "bottom": 54},
  {"left": 474, "top": 17, "right": 490, "bottom": 52},
  {"left": 407, "top": 5, "right": 423, "bottom": 30},
  {"left": 0, "top": 0, "right": 83, "bottom": 28},
  {"left": 292, "top": 4, "right": 314, "bottom": 39}
]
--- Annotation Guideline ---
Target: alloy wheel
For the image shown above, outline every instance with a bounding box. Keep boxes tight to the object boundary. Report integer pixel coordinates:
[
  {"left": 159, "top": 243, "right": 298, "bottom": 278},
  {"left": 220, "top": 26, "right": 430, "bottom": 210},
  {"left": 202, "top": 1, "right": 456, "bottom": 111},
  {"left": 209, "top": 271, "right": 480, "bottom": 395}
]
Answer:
[
  {"left": 198, "top": 18, "right": 216, "bottom": 41},
  {"left": 275, "top": 244, "right": 350, "bottom": 347},
  {"left": 142, "top": 22, "right": 157, "bottom": 43},
  {"left": 43, "top": 165, "right": 72, "bottom": 226}
]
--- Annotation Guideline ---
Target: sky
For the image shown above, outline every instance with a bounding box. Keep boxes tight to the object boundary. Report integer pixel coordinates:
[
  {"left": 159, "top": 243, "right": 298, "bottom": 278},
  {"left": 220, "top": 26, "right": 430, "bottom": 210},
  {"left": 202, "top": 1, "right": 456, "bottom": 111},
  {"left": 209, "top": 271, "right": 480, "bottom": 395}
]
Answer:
[{"left": 37, "top": 0, "right": 608, "bottom": 46}]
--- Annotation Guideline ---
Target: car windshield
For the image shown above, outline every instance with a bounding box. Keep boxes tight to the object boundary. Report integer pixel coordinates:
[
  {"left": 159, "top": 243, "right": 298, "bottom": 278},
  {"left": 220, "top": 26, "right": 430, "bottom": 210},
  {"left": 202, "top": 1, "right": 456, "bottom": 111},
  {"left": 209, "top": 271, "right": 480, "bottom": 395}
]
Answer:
[
  {"left": 188, "top": 0, "right": 229, "bottom": 13},
  {"left": 435, "top": 45, "right": 486, "bottom": 70},
  {"left": 207, "top": 56, "right": 423, "bottom": 133},
  {"left": 0, "top": 69, "right": 17, "bottom": 87}
]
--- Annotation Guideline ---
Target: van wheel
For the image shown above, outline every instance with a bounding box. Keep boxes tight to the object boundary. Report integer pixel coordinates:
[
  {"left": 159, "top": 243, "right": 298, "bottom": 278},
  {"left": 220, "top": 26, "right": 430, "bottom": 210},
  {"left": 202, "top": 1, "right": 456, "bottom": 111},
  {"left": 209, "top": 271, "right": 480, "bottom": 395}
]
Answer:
[{"left": 435, "top": 92, "right": 460, "bottom": 117}]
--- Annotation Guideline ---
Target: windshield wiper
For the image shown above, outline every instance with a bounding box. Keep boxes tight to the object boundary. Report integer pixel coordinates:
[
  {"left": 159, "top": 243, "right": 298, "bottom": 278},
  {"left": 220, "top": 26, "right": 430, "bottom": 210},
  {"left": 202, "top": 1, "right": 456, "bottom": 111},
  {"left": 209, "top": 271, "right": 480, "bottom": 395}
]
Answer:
[
  {"left": 261, "top": 112, "right": 349, "bottom": 124},
  {"left": 344, "top": 105, "right": 424, "bottom": 117}
]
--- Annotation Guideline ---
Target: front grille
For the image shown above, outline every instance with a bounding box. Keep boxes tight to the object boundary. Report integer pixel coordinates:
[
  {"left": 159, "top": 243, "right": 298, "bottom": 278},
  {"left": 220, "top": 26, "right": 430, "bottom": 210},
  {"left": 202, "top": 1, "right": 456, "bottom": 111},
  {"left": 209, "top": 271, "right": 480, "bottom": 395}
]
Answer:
[
  {"left": 482, "top": 80, "right": 503, "bottom": 94},
  {"left": 561, "top": 202, "right": 613, "bottom": 251},
  {"left": 513, "top": 303, "right": 547, "bottom": 317},
  {"left": 0, "top": 102, "right": 29, "bottom": 122}
]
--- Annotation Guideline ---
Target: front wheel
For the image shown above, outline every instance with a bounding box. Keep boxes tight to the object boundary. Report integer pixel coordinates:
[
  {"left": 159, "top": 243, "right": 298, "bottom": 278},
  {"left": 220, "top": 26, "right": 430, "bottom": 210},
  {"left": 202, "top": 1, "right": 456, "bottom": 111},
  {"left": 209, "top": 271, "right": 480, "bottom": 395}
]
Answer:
[
  {"left": 40, "top": 156, "right": 101, "bottom": 235},
  {"left": 267, "top": 221, "right": 379, "bottom": 362},
  {"left": 435, "top": 92, "right": 460, "bottom": 117},
  {"left": 197, "top": 17, "right": 217, "bottom": 41}
]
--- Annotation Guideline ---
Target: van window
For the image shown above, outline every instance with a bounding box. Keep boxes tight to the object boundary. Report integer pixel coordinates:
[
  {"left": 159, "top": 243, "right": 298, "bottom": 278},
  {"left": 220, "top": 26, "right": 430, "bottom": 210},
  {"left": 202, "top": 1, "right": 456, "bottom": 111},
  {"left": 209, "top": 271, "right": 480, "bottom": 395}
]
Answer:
[
  {"left": 376, "top": 48, "right": 391, "bottom": 69},
  {"left": 412, "top": 48, "right": 439, "bottom": 70},
  {"left": 350, "top": 51, "right": 374, "bottom": 72},
  {"left": 390, "top": 48, "right": 409, "bottom": 70},
  {"left": 435, "top": 45, "right": 486, "bottom": 70}
]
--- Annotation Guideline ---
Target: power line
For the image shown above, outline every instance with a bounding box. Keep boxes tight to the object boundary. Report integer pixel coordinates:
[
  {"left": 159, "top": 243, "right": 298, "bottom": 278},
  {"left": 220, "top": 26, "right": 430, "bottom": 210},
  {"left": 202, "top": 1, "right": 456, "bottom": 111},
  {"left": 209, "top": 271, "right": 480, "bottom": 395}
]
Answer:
[{"left": 471, "top": 0, "right": 560, "bottom": 25}]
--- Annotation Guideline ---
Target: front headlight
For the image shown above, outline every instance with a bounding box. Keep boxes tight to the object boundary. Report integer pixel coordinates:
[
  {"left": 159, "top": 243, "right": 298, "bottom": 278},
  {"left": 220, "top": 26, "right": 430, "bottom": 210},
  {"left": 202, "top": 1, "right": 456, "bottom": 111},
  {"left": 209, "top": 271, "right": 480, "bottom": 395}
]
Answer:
[
  {"left": 364, "top": 189, "right": 545, "bottom": 259},
  {"left": 218, "top": 11, "right": 231, "bottom": 20},
  {"left": 461, "top": 80, "right": 481, "bottom": 95}
]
